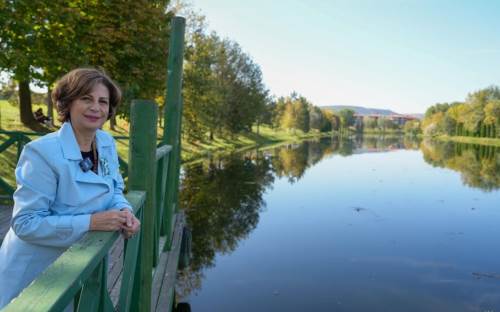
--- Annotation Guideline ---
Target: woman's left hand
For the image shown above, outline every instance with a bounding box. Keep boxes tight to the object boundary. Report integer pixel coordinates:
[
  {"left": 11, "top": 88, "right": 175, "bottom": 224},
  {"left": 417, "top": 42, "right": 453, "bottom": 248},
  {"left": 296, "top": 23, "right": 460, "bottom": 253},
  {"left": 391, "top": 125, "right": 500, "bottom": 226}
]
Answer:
[{"left": 120, "top": 209, "right": 141, "bottom": 239}]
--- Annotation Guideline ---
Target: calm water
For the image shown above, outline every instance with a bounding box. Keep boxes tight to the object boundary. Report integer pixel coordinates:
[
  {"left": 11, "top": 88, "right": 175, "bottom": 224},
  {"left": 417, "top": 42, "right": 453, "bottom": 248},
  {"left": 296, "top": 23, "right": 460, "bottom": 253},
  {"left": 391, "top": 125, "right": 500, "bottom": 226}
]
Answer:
[{"left": 177, "top": 137, "right": 500, "bottom": 312}]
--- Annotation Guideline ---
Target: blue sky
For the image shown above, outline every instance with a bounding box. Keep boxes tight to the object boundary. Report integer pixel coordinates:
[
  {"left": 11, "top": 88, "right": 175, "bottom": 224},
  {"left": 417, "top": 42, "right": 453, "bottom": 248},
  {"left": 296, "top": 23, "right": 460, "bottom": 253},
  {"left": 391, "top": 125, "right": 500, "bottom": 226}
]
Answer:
[{"left": 189, "top": 0, "right": 500, "bottom": 113}]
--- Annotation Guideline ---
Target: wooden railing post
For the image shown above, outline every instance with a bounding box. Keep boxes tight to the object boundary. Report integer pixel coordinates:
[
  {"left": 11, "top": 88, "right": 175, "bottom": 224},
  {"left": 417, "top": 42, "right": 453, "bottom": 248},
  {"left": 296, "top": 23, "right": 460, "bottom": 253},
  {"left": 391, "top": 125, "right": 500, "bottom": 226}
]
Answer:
[
  {"left": 128, "top": 100, "right": 158, "bottom": 312},
  {"left": 162, "top": 16, "right": 186, "bottom": 249}
]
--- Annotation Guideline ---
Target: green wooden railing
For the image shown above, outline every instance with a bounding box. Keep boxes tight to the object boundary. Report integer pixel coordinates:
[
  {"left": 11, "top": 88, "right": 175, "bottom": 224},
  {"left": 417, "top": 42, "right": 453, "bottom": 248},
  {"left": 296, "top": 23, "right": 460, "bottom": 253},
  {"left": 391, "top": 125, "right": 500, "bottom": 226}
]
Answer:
[
  {"left": 3, "top": 16, "right": 188, "bottom": 312},
  {"left": 0, "top": 130, "right": 32, "bottom": 197}
]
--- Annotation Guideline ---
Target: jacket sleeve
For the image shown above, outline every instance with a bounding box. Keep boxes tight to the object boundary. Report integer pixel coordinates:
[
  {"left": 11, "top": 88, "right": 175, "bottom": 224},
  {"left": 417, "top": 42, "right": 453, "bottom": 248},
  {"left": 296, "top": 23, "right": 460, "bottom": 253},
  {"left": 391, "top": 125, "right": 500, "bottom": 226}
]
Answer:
[
  {"left": 11, "top": 145, "right": 91, "bottom": 248},
  {"left": 108, "top": 138, "right": 132, "bottom": 212}
]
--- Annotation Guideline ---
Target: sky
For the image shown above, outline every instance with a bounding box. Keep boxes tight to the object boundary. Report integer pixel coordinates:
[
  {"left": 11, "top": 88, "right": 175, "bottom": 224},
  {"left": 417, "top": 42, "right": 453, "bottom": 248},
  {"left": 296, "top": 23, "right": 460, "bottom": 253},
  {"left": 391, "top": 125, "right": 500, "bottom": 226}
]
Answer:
[{"left": 188, "top": 0, "right": 500, "bottom": 113}]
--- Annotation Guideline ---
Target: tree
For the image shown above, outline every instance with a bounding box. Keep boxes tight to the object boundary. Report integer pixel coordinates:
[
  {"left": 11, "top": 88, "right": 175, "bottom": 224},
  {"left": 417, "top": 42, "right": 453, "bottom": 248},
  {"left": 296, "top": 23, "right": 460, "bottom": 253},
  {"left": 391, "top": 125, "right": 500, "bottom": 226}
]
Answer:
[
  {"left": 425, "top": 102, "right": 451, "bottom": 118},
  {"left": 293, "top": 96, "right": 310, "bottom": 133},
  {"left": 403, "top": 120, "right": 421, "bottom": 136},
  {"left": 0, "top": 1, "right": 51, "bottom": 131},
  {"left": 421, "top": 111, "right": 444, "bottom": 136},
  {"left": 484, "top": 100, "right": 500, "bottom": 137},
  {"left": 79, "top": 0, "right": 171, "bottom": 126},
  {"left": 338, "top": 109, "right": 355, "bottom": 131},
  {"left": 281, "top": 98, "right": 295, "bottom": 131},
  {"left": 440, "top": 114, "right": 456, "bottom": 135},
  {"left": 271, "top": 97, "right": 286, "bottom": 129},
  {"left": 183, "top": 27, "right": 220, "bottom": 139},
  {"left": 309, "top": 105, "right": 324, "bottom": 131},
  {"left": 364, "top": 116, "right": 378, "bottom": 129},
  {"left": 0, "top": 1, "right": 171, "bottom": 130}
]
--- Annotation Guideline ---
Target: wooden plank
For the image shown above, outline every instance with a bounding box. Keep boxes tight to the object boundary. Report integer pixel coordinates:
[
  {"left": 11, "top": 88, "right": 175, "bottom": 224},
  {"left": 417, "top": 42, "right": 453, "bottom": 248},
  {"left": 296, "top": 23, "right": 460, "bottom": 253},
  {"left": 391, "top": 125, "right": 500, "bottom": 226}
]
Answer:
[
  {"left": 107, "top": 236, "right": 125, "bottom": 287},
  {"left": 162, "top": 16, "right": 186, "bottom": 251},
  {"left": 128, "top": 100, "right": 158, "bottom": 312},
  {"left": 117, "top": 223, "right": 142, "bottom": 312},
  {"left": 156, "top": 145, "right": 172, "bottom": 161},
  {"left": 75, "top": 261, "right": 105, "bottom": 312},
  {"left": 150, "top": 228, "right": 172, "bottom": 309},
  {"left": 154, "top": 212, "right": 185, "bottom": 312},
  {"left": 107, "top": 236, "right": 125, "bottom": 299}
]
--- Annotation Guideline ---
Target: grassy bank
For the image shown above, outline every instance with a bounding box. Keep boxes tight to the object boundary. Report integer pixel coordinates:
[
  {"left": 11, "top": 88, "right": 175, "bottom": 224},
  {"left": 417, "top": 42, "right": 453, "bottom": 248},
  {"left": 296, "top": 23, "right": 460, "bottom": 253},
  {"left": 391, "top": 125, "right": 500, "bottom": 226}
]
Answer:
[
  {"left": 436, "top": 135, "right": 500, "bottom": 147},
  {"left": 0, "top": 100, "right": 330, "bottom": 189},
  {"left": 181, "top": 126, "right": 331, "bottom": 162},
  {"left": 362, "top": 129, "right": 404, "bottom": 135}
]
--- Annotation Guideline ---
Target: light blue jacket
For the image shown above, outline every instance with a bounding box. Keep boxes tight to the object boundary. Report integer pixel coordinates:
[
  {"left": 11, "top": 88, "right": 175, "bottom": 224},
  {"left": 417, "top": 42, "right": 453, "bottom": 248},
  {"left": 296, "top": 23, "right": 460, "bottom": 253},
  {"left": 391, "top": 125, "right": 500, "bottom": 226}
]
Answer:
[{"left": 0, "top": 122, "right": 131, "bottom": 308}]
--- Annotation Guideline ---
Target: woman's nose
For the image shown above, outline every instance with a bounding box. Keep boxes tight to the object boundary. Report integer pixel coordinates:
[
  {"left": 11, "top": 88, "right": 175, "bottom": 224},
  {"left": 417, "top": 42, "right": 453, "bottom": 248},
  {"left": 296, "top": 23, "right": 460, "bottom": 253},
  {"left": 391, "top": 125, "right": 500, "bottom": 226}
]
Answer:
[{"left": 89, "top": 101, "right": 100, "bottom": 111}]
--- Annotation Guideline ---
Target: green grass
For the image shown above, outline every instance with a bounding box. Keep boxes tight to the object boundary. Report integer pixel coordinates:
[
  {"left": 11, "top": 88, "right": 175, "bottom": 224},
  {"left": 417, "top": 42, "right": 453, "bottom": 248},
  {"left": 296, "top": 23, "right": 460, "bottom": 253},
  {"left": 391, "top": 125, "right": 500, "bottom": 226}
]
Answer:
[
  {"left": 363, "top": 129, "right": 404, "bottom": 135},
  {"left": 436, "top": 134, "right": 500, "bottom": 147}
]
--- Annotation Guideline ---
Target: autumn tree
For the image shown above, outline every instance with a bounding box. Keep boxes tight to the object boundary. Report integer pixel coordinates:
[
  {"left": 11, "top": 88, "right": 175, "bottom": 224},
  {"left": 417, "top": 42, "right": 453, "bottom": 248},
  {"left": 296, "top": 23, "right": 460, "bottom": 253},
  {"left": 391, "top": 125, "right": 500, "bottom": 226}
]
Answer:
[
  {"left": 338, "top": 109, "right": 355, "bottom": 132},
  {"left": 0, "top": 0, "right": 171, "bottom": 130}
]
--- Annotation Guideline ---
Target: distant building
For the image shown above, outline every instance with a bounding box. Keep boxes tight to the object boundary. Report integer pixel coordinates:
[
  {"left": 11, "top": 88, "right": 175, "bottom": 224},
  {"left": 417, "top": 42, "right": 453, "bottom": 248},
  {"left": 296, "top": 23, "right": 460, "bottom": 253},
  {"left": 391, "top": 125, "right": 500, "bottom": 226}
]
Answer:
[{"left": 354, "top": 113, "right": 417, "bottom": 127}]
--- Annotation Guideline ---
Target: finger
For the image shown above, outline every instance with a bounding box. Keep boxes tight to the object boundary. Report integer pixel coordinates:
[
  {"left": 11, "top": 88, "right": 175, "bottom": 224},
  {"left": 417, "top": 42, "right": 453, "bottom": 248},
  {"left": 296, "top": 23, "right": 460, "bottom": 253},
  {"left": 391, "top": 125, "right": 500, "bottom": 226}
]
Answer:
[
  {"left": 133, "top": 217, "right": 141, "bottom": 227},
  {"left": 126, "top": 213, "right": 132, "bottom": 227},
  {"left": 133, "top": 222, "right": 140, "bottom": 232},
  {"left": 119, "top": 210, "right": 133, "bottom": 227},
  {"left": 120, "top": 223, "right": 131, "bottom": 231},
  {"left": 116, "top": 215, "right": 128, "bottom": 224}
]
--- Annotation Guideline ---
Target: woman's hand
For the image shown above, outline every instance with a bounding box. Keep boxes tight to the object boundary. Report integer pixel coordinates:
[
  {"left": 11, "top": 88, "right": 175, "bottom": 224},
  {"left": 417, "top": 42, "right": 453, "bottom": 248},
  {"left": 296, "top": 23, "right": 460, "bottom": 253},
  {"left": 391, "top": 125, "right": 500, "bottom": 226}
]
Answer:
[
  {"left": 90, "top": 210, "right": 129, "bottom": 231},
  {"left": 120, "top": 209, "right": 141, "bottom": 239}
]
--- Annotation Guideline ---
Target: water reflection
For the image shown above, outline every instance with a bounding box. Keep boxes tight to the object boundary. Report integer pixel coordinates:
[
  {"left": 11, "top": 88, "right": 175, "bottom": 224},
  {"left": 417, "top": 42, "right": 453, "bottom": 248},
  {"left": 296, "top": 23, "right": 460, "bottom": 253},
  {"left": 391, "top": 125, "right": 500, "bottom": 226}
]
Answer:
[
  {"left": 421, "top": 140, "right": 500, "bottom": 191},
  {"left": 177, "top": 136, "right": 500, "bottom": 306},
  {"left": 177, "top": 136, "right": 420, "bottom": 295},
  {"left": 177, "top": 154, "right": 274, "bottom": 295},
  {"left": 271, "top": 136, "right": 420, "bottom": 183}
]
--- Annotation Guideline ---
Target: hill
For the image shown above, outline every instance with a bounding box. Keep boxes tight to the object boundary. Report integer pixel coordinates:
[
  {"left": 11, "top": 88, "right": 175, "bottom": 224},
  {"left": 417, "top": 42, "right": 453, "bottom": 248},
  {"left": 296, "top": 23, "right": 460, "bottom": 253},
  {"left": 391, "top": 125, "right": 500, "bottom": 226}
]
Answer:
[{"left": 322, "top": 105, "right": 398, "bottom": 116}]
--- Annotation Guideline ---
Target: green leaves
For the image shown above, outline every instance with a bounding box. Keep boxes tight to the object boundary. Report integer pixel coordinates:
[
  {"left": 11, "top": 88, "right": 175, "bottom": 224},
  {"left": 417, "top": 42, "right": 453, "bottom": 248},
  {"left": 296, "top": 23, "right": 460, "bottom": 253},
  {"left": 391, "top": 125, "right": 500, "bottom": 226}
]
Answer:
[
  {"left": 0, "top": 0, "right": 171, "bottom": 119},
  {"left": 182, "top": 22, "right": 269, "bottom": 139},
  {"left": 421, "top": 86, "right": 500, "bottom": 138}
]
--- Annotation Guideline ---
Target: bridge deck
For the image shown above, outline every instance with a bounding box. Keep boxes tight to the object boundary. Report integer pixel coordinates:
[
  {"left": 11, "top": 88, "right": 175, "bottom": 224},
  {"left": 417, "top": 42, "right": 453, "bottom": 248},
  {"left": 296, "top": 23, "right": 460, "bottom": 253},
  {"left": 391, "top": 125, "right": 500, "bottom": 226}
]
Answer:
[{"left": 107, "top": 213, "right": 185, "bottom": 311}]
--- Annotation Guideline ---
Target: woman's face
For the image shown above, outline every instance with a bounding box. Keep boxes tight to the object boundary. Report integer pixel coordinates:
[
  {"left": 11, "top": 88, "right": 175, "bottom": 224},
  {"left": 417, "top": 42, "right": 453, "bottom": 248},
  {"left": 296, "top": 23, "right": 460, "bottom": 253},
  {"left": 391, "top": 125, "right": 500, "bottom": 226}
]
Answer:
[{"left": 69, "top": 83, "right": 110, "bottom": 132}]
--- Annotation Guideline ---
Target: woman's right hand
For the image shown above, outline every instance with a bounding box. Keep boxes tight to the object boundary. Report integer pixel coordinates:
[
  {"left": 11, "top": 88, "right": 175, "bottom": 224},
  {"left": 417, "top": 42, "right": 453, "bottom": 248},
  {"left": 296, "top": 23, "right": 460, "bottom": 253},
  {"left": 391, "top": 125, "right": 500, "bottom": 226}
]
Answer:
[{"left": 90, "top": 210, "right": 128, "bottom": 231}]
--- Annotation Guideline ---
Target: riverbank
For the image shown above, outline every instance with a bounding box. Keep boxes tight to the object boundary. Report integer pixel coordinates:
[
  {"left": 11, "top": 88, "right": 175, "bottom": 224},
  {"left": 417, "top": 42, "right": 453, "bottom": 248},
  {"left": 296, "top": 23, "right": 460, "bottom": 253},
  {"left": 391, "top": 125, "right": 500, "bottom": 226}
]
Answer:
[
  {"left": 362, "top": 129, "right": 404, "bottom": 135},
  {"left": 0, "top": 101, "right": 331, "bottom": 188},
  {"left": 181, "top": 126, "right": 331, "bottom": 163},
  {"left": 435, "top": 135, "right": 500, "bottom": 147}
]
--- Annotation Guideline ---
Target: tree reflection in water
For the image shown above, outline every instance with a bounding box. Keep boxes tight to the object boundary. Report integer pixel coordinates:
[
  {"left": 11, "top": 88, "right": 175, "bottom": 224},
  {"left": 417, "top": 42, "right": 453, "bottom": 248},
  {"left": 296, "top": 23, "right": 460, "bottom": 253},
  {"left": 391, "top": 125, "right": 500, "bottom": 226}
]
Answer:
[
  {"left": 421, "top": 140, "right": 500, "bottom": 191},
  {"left": 177, "top": 153, "right": 274, "bottom": 295},
  {"left": 176, "top": 136, "right": 497, "bottom": 298}
]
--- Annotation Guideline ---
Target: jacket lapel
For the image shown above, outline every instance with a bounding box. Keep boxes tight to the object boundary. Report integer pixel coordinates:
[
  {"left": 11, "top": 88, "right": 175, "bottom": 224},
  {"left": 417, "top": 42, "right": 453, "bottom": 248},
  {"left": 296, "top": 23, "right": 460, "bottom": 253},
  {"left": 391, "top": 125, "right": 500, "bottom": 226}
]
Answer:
[
  {"left": 96, "top": 129, "right": 113, "bottom": 178},
  {"left": 57, "top": 122, "right": 82, "bottom": 161},
  {"left": 57, "top": 122, "right": 111, "bottom": 190}
]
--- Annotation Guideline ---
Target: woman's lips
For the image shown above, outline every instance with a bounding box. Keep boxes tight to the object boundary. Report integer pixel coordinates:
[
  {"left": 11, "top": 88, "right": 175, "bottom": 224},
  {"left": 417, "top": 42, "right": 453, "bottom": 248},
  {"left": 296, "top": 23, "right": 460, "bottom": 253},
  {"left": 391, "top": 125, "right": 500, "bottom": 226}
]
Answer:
[{"left": 84, "top": 115, "right": 101, "bottom": 122}]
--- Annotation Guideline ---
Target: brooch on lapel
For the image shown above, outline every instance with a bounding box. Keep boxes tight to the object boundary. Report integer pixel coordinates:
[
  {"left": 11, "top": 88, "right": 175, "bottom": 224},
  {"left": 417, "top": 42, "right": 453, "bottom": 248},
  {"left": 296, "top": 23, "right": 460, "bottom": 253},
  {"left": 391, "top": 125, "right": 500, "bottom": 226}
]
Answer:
[{"left": 100, "top": 158, "right": 110, "bottom": 176}]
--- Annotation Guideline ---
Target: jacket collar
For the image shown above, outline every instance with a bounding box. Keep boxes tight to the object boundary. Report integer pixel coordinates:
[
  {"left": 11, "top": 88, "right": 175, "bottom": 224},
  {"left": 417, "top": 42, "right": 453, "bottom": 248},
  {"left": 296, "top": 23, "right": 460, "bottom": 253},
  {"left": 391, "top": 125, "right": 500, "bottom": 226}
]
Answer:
[{"left": 57, "top": 122, "right": 112, "bottom": 160}]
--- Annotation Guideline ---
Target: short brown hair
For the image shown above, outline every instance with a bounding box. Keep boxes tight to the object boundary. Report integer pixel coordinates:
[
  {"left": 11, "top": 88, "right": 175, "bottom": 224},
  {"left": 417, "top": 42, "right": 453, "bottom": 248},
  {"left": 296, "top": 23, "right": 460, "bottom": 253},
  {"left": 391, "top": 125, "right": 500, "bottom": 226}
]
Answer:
[{"left": 52, "top": 68, "right": 122, "bottom": 122}]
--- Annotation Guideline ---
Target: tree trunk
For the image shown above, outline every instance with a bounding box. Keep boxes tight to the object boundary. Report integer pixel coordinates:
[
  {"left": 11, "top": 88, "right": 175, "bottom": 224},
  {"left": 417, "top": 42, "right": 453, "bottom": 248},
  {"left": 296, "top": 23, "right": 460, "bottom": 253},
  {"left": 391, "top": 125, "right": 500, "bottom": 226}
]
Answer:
[{"left": 19, "top": 80, "right": 46, "bottom": 132}]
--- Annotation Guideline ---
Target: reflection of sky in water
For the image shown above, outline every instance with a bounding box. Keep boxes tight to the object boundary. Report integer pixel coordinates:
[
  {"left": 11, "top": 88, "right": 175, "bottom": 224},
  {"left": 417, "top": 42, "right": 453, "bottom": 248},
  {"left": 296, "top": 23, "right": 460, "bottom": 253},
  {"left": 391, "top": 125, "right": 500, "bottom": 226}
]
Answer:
[{"left": 184, "top": 147, "right": 500, "bottom": 312}]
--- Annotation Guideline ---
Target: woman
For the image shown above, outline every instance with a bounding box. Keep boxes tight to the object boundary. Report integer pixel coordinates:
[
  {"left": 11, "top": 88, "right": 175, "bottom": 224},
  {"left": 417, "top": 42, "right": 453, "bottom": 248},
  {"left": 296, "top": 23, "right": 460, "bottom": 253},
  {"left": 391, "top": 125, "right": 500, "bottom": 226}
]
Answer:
[{"left": 0, "top": 68, "right": 140, "bottom": 308}]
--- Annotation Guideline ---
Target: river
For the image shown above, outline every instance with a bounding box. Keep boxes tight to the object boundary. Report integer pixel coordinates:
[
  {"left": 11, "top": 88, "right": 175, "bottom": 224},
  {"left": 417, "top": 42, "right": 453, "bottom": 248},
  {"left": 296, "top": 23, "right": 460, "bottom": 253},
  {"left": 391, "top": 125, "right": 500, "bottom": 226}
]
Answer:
[{"left": 176, "top": 136, "right": 500, "bottom": 312}]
